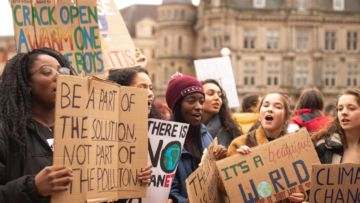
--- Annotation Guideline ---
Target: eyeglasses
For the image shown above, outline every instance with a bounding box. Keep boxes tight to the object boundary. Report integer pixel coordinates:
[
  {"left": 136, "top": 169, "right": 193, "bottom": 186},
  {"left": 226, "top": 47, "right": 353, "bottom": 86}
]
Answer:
[{"left": 31, "top": 65, "right": 71, "bottom": 77}]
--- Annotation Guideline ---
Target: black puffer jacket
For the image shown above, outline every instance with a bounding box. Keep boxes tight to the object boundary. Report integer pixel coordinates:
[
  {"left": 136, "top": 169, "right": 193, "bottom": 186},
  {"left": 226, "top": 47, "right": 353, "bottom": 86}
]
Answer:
[{"left": 0, "top": 119, "right": 53, "bottom": 203}]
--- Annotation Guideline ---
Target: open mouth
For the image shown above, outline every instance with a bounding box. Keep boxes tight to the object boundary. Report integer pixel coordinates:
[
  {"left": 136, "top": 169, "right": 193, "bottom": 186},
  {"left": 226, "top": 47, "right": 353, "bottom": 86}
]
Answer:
[
  {"left": 148, "top": 100, "right": 153, "bottom": 107},
  {"left": 193, "top": 113, "right": 202, "bottom": 119},
  {"left": 341, "top": 118, "right": 350, "bottom": 123},
  {"left": 213, "top": 103, "right": 220, "bottom": 108},
  {"left": 265, "top": 115, "right": 274, "bottom": 121}
]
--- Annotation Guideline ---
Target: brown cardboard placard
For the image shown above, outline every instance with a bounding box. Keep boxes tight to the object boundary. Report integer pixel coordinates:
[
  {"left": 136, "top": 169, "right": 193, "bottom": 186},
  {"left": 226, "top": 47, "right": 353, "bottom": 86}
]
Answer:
[
  {"left": 52, "top": 75, "right": 148, "bottom": 203},
  {"left": 11, "top": 0, "right": 105, "bottom": 76},
  {"left": 186, "top": 138, "right": 228, "bottom": 203},
  {"left": 97, "top": 0, "right": 137, "bottom": 69},
  {"left": 309, "top": 163, "right": 360, "bottom": 203},
  {"left": 216, "top": 128, "right": 320, "bottom": 203}
]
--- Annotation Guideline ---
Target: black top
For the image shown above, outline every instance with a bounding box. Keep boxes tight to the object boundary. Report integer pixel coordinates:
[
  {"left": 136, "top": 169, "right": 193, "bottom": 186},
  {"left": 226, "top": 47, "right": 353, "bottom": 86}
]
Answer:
[{"left": 0, "top": 119, "right": 53, "bottom": 203}]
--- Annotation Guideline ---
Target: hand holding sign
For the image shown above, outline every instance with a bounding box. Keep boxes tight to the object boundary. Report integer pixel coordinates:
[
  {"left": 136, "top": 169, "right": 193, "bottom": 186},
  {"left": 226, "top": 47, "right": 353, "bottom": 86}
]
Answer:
[
  {"left": 213, "top": 145, "right": 227, "bottom": 160},
  {"left": 137, "top": 165, "right": 152, "bottom": 185},
  {"left": 35, "top": 166, "right": 74, "bottom": 197}
]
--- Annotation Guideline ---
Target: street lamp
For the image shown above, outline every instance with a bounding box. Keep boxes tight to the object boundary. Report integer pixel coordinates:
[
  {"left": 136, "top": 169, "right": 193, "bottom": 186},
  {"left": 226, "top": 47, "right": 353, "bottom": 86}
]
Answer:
[{"left": 220, "top": 47, "right": 231, "bottom": 57}]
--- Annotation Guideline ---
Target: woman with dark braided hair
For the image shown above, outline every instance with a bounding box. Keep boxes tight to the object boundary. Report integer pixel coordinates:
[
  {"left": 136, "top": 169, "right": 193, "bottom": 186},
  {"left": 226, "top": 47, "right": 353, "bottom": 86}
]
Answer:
[{"left": 0, "top": 48, "right": 74, "bottom": 203}]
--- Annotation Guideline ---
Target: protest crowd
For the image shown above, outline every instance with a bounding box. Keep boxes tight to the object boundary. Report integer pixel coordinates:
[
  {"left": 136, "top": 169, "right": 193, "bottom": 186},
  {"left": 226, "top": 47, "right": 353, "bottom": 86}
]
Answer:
[{"left": 0, "top": 1, "right": 359, "bottom": 203}]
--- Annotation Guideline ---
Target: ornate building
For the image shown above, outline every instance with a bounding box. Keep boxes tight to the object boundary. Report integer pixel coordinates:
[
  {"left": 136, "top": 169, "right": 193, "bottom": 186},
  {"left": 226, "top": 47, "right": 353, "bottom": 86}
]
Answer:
[{"left": 125, "top": 0, "right": 360, "bottom": 106}]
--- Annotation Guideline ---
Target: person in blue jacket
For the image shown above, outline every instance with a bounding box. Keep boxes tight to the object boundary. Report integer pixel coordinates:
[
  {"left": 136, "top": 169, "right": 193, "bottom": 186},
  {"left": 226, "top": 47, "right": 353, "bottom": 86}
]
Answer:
[{"left": 165, "top": 73, "right": 226, "bottom": 203}]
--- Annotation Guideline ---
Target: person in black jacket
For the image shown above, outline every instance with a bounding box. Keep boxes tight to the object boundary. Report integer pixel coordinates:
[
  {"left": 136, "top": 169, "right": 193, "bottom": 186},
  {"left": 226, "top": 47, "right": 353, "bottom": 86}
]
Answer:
[{"left": 0, "top": 48, "right": 74, "bottom": 203}]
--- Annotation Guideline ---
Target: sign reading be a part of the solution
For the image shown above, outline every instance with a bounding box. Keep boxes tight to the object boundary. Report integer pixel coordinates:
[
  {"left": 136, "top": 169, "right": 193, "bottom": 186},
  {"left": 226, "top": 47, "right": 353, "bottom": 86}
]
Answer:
[{"left": 52, "top": 75, "right": 148, "bottom": 203}]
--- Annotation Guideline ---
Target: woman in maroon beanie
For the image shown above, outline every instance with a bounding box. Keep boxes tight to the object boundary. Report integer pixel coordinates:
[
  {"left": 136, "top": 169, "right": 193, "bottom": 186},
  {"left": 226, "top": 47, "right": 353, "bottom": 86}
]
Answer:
[{"left": 166, "top": 73, "right": 226, "bottom": 203}]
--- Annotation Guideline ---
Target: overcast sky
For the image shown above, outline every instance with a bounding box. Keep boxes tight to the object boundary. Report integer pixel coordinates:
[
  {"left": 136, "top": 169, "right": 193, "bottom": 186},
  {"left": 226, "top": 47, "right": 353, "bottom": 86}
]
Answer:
[{"left": 0, "top": 0, "right": 200, "bottom": 36}]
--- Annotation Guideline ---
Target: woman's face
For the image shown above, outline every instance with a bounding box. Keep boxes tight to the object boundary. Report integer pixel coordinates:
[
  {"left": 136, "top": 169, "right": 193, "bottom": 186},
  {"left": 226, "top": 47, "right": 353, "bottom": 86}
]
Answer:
[
  {"left": 181, "top": 93, "right": 205, "bottom": 126},
  {"left": 130, "top": 72, "right": 154, "bottom": 114},
  {"left": 203, "top": 83, "right": 223, "bottom": 116},
  {"left": 259, "top": 93, "right": 286, "bottom": 137},
  {"left": 28, "top": 54, "right": 61, "bottom": 108},
  {"left": 337, "top": 94, "right": 360, "bottom": 132}
]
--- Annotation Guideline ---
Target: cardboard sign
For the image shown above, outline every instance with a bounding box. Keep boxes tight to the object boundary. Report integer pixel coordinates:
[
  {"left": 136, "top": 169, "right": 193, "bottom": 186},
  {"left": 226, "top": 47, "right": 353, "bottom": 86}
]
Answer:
[
  {"left": 309, "top": 163, "right": 360, "bottom": 203},
  {"left": 216, "top": 128, "right": 320, "bottom": 203},
  {"left": 194, "top": 56, "right": 239, "bottom": 108},
  {"left": 11, "top": 0, "right": 137, "bottom": 75},
  {"left": 186, "top": 138, "right": 228, "bottom": 203},
  {"left": 97, "top": 0, "right": 137, "bottom": 69},
  {"left": 52, "top": 75, "right": 148, "bottom": 203},
  {"left": 11, "top": 0, "right": 104, "bottom": 75},
  {"left": 127, "top": 119, "right": 189, "bottom": 203}
]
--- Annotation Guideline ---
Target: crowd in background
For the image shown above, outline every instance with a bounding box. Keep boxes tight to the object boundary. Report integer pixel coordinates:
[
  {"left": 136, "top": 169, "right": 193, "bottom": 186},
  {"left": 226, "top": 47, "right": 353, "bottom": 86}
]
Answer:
[{"left": 0, "top": 47, "right": 359, "bottom": 203}]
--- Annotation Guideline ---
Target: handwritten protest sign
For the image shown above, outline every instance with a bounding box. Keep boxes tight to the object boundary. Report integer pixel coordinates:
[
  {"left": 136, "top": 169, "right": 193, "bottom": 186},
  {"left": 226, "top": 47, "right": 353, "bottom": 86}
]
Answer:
[
  {"left": 125, "top": 119, "right": 189, "bottom": 203},
  {"left": 11, "top": 0, "right": 104, "bottom": 75},
  {"left": 194, "top": 56, "right": 239, "bottom": 108},
  {"left": 186, "top": 138, "right": 228, "bottom": 203},
  {"left": 217, "top": 128, "right": 320, "bottom": 203},
  {"left": 52, "top": 75, "right": 148, "bottom": 203},
  {"left": 309, "top": 163, "right": 360, "bottom": 203},
  {"left": 97, "top": 0, "right": 137, "bottom": 69}
]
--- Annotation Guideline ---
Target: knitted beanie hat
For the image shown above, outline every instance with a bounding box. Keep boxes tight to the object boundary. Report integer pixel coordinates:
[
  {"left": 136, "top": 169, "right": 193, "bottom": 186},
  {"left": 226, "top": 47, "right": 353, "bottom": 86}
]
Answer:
[{"left": 165, "top": 73, "right": 204, "bottom": 110}]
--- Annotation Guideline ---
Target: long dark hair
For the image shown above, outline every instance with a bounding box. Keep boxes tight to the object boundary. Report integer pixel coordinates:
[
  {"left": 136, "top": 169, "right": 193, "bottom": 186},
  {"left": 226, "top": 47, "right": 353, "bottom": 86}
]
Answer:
[
  {"left": 312, "top": 89, "right": 360, "bottom": 147},
  {"left": 172, "top": 99, "right": 203, "bottom": 160},
  {"left": 108, "top": 66, "right": 162, "bottom": 119},
  {"left": 242, "top": 94, "right": 260, "bottom": 113},
  {"left": 246, "top": 93, "right": 292, "bottom": 147},
  {"left": 295, "top": 87, "right": 324, "bottom": 115},
  {"left": 201, "top": 79, "right": 242, "bottom": 139},
  {"left": 0, "top": 48, "right": 71, "bottom": 150}
]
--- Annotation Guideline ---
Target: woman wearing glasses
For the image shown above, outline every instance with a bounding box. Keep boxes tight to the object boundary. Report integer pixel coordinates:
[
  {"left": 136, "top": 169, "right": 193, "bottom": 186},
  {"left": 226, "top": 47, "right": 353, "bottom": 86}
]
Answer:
[{"left": 0, "top": 48, "right": 74, "bottom": 203}]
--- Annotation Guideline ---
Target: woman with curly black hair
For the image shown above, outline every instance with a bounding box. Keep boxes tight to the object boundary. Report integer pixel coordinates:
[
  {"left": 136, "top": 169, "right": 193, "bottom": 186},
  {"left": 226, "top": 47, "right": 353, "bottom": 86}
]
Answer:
[
  {"left": 0, "top": 48, "right": 74, "bottom": 203},
  {"left": 201, "top": 79, "right": 242, "bottom": 147},
  {"left": 108, "top": 66, "right": 163, "bottom": 119}
]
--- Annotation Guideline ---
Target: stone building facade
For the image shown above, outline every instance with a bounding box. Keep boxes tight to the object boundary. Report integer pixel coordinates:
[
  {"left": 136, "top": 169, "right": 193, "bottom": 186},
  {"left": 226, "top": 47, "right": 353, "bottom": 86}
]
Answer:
[{"left": 124, "top": 0, "right": 360, "bottom": 106}]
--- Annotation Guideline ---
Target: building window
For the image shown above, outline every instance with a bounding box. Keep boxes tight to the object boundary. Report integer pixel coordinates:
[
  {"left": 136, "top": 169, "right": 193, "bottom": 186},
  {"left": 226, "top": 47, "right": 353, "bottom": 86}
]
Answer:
[
  {"left": 152, "top": 73, "right": 156, "bottom": 84},
  {"left": 164, "top": 37, "right": 168, "bottom": 48},
  {"left": 267, "top": 62, "right": 280, "bottom": 86},
  {"left": 164, "top": 67, "right": 169, "bottom": 81},
  {"left": 324, "top": 63, "right": 337, "bottom": 87},
  {"left": 244, "top": 29, "right": 256, "bottom": 49},
  {"left": 178, "top": 36, "right": 182, "bottom": 51},
  {"left": 180, "top": 10, "right": 185, "bottom": 19},
  {"left": 151, "top": 26, "right": 156, "bottom": 36},
  {"left": 325, "top": 31, "right": 336, "bottom": 51},
  {"left": 151, "top": 49, "right": 155, "bottom": 59},
  {"left": 295, "top": 62, "right": 308, "bottom": 87},
  {"left": 297, "top": 0, "right": 307, "bottom": 10},
  {"left": 253, "top": 0, "right": 265, "bottom": 8},
  {"left": 267, "top": 30, "right": 280, "bottom": 50},
  {"left": 347, "top": 31, "right": 358, "bottom": 52},
  {"left": 347, "top": 63, "right": 359, "bottom": 87},
  {"left": 212, "top": 28, "right": 222, "bottom": 49},
  {"left": 333, "top": 0, "right": 344, "bottom": 11},
  {"left": 296, "top": 30, "right": 308, "bottom": 51},
  {"left": 244, "top": 61, "right": 256, "bottom": 86}
]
